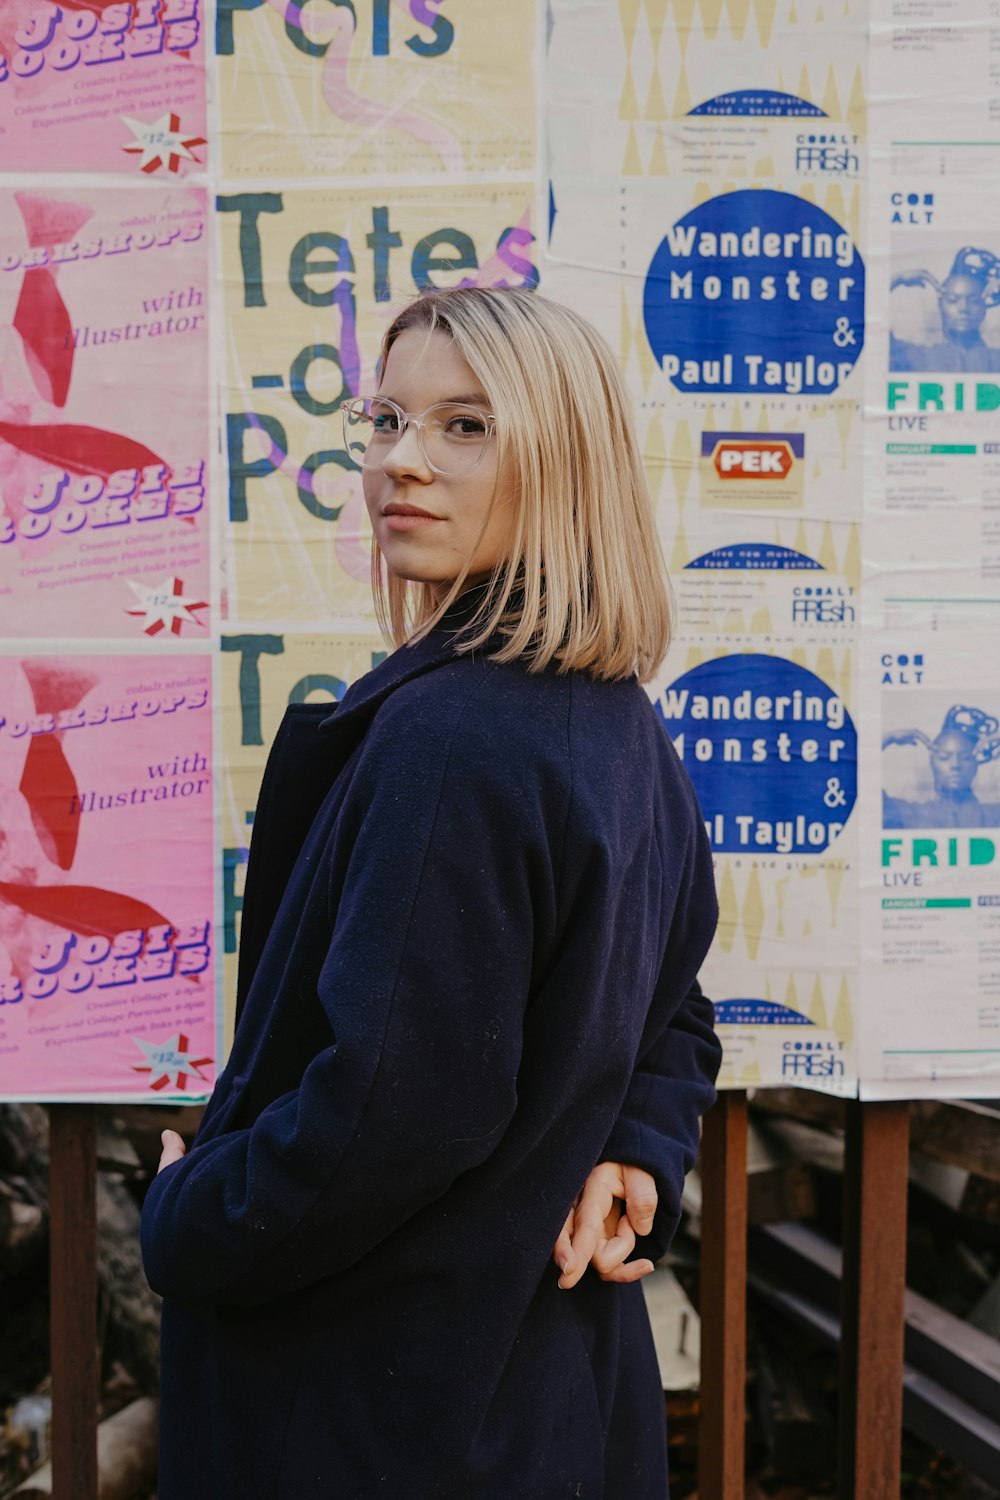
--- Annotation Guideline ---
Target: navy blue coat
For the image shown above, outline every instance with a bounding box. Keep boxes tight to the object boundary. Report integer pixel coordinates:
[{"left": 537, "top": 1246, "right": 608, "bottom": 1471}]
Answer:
[{"left": 140, "top": 586, "right": 721, "bottom": 1499}]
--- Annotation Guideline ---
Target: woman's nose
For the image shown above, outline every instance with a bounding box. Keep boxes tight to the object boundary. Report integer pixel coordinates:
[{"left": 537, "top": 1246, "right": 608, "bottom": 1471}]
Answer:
[{"left": 382, "top": 420, "right": 433, "bottom": 480}]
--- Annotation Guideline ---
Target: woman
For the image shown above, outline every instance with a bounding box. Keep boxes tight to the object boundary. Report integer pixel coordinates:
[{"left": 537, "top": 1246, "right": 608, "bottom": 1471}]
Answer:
[
  {"left": 883, "top": 704, "right": 1000, "bottom": 828},
  {"left": 141, "top": 287, "right": 721, "bottom": 1499},
  {"left": 890, "top": 246, "right": 1000, "bottom": 373}
]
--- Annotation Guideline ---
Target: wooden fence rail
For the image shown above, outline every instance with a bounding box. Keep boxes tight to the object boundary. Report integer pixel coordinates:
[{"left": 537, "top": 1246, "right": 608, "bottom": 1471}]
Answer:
[
  {"left": 47, "top": 1104, "right": 99, "bottom": 1500},
  {"left": 696, "top": 1094, "right": 911, "bottom": 1500},
  {"left": 699, "top": 1091, "right": 748, "bottom": 1500},
  {"left": 45, "top": 1094, "right": 916, "bottom": 1500}
]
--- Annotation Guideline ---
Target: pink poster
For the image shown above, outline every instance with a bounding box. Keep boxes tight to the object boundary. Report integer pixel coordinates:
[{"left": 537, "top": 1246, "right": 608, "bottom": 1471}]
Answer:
[
  {"left": 0, "top": 0, "right": 205, "bottom": 176},
  {"left": 0, "top": 185, "right": 210, "bottom": 640},
  {"left": 0, "top": 652, "right": 217, "bottom": 1101}
]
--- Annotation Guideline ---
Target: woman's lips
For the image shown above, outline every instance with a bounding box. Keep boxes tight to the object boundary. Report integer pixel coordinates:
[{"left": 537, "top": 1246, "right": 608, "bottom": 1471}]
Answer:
[{"left": 382, "top": 509, "right": 442, "bottom": 529}]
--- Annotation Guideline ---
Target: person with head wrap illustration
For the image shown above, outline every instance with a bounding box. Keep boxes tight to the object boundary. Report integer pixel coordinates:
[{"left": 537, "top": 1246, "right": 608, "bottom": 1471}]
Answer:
[
  {"left": 883, "top": 705, "right": 1000, "bottom": 829},
  {"left": 890, "top": 247, "right": 1000, "bottom": 372}
]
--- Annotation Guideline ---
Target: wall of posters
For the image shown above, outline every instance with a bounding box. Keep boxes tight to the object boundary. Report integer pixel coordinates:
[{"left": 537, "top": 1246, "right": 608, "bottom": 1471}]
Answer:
[
  {"left": 0, "top": 0, "right": 996, "bottom": 1102},
  {"left": 0, "top": 652, "right": 215, "bottom": 1101},
  {"left": 544, "top": 0, "right": 867, "bottom": 1090}
]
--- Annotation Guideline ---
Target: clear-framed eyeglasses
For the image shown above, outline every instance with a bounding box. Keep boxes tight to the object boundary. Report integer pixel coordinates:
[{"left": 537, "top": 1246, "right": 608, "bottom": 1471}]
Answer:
[{"left": 341, "top": 396, "right": 496, "bottom": 477}]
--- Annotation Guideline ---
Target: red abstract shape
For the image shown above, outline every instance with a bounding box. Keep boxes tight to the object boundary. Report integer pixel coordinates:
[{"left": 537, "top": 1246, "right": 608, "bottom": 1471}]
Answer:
[
  {"left": 0, "top": 882, "right": 171, "bottom": 941},
  {"left": 13, "top": 268, "right": 74, "bottom": 407},
  {"left": 19, "top": 660, "right": 98, "bottom": 721},
  {"left": 13, "top": 194, "right": 92, "bottom": 251},
  {"left": 0, "top": 421, "right": 162, "bottom": 478},
  {"left": 18, "top": 736, "right": 79, "bottom": 871}
]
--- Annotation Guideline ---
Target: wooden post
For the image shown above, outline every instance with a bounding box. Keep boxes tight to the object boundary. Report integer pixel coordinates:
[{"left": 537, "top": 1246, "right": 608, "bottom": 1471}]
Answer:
[
  {"left": 838, "top": 1100, "right": 910, "bottom": 1500},
  {"left": 698, "top": 1090, "right": 748, "bottom": 1500},
  {"left": 47, "top": 1103, "right": 99, "bottom": 1500}
]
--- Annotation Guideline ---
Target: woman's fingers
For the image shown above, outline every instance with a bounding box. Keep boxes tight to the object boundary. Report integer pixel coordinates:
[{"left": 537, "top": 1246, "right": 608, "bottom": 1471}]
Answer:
[
  {"left": 622, "top": 1164, "right": 658, "bottom": 1240},
  {"left": 157, "top": 1129, "right": 187, "bottom": 1175},
  {"left": 553, "top": 1203, "right": 576, "bottom": 1275},
  {"left": 592, "top": 1214, "right": 656, "bottom": 1283},
  {"left": 598, "top": 1256, "right": 656, "bottom": 1285},
  {"left": 558, "top": 1173, "right": 616, "bottom": 1290},
  {"left": 591, "top": 1210, "right": 636, "bottom": 1277},
  {"left": 556, "top": 1162, "right": 659, "bottom": 1289}
]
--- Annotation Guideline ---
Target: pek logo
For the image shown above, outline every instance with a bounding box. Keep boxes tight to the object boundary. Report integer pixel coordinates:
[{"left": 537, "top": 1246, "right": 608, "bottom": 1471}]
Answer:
[
  {"left": 713, "top": 438, "right": 795, "bottom": 479},
  {"left": 892, "top": 193, "right": 934, "bottom": 226},
  {"left": 881, "top": 652, "right": 924, "bottom": 685},
  {"left": 795, "top": 133, "right": 860, "bottom": 176}
]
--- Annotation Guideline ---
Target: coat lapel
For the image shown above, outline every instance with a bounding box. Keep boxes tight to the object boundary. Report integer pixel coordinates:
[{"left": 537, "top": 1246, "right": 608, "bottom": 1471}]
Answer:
[
  {"left": 231, "top": 584, "right": 499, "bottom": 1036},
  {"left": 315, "top": 583, "right": 499, "bottom": 758}
]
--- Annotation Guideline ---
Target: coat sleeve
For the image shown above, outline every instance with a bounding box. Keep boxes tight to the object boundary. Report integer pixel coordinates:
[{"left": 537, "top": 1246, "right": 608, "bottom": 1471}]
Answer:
[
  {"left": 598, "top": 791, "right": 722, "bottom": 1264},
  {"left": 599, "top": 975, "right": 721, "bottom": 1263},
  {"left": 140, "top": 681, "right": 565, "bottom": 1305}
]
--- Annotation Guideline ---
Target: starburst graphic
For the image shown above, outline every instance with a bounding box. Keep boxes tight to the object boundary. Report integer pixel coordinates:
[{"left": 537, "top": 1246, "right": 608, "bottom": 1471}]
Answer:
[
  {"left": 120, "top": 112, "right": 206, "bottom": 174},
  {"left": 131, "top": 1032, "right": 213, "bottom": 1092},
  {"left": 125, "top": 575, "right": 208, "bottom": 636}
]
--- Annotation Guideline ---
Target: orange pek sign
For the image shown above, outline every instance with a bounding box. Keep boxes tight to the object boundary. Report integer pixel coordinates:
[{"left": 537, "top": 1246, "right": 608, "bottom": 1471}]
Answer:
[{"left": 712, "top": 438, "right": 796, "bottom": 479}]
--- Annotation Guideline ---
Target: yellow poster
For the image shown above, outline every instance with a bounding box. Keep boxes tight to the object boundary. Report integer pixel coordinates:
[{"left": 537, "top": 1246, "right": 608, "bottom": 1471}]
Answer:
[
  {"left": 220, "top": 183, "right": 538, "bottom": 628},
  {"left": 217, "top": 0, "right": 536, "bottom": 180},
  {"left": 219, "top": 630, "right": 385, "bottom": 1049}
]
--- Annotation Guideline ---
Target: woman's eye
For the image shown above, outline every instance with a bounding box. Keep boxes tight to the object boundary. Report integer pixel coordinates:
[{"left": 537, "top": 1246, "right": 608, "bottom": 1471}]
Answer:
[
  {"left": 372, "top": 412, "right": 401, "bottom": 432},
  {"left": 446, "top": 416, "right": 487, "bottom": 438}
]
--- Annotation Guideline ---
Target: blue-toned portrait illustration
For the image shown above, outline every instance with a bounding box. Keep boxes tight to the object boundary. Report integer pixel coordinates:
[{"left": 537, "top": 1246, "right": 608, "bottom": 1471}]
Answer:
[
  {"left": 890, "top": 245, "right": 1000, "bottom": 374},
  {"left": 882, "top": 704, "right": 1000, "bottom": 830}
]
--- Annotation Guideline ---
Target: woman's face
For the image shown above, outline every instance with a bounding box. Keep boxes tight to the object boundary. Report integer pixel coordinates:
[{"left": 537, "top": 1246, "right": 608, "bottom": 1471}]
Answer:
[
  {"left": 939, "top": 274, "right": 988, "bottom": 338},
  {"left": 930, "top": 730, "right": 979, "bottom": 794},
  {"left": 362, "top": 327, "right": 517, "bottom": 598}
]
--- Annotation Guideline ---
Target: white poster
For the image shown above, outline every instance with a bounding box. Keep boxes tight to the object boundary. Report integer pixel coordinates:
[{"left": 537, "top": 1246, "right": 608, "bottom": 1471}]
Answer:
[
  {"left": 860, "top": 627, "right": 1000, "bottom": 1097},
  {"left": 870, "top": 0, "right": 1000, "bottom": 145},
  {"left": 864, "top": 145, "right": 1000, "bottom": 607}
]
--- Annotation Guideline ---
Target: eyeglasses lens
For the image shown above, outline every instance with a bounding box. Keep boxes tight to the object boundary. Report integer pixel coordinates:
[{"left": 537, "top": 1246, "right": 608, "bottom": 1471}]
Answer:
[{"left": 343, "top": 400, "right": 491, "bottom": 476}]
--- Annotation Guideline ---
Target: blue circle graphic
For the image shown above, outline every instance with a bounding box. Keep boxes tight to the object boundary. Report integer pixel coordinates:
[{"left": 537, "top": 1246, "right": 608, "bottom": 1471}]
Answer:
[
  {"left": 685, "top": 543, "right": 823, "bottom": 571},
  {"left": 655, "top": 654, "right": 857, "bottom": 854},
  {"left": 688, "top": 90, "right": 826, "bottom": 118},
  {"left": 712, "top": 999, "right": 814, "bottom": 1025},
  {"left": 643, "top": 189, "right": 865, "bottom": 394}
]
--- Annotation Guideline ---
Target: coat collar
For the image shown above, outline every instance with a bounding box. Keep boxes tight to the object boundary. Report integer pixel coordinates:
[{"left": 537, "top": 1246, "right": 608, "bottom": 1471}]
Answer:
[{"left": 317, "top": 581, "right": 502, "bottom": 749}]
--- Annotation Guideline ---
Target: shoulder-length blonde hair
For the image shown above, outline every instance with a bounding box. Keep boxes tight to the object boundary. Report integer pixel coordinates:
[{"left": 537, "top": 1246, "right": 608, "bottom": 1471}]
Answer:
[{"left": 370, "top": 287, "right": 672, "bottom": 684}]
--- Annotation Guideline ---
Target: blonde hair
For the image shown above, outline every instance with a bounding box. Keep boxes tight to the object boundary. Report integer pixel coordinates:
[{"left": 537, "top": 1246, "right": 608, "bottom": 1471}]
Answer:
[{"left": 370, "top": 287, "right": 672, "bottom": 684}]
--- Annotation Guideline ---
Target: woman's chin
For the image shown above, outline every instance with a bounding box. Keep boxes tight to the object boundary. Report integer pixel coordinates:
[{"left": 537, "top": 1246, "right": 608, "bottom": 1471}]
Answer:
[{"left": 382, "top": 556, "right": 454, "bottom": 588}]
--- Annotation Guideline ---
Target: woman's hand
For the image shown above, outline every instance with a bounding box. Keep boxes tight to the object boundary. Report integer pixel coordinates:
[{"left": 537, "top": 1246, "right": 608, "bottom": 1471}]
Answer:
[
  {"left": 157, "top": 1129, "right": 187, "bottom": 1175},
  {"left": 553, "top": 1160, "right": 657, "bottom": 1290},
  {"left": 882, "top": 728, "right": 932, "bottom": 750},
  {"left": 891, "top": 269, "right": 941, "bottom": 293}
]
